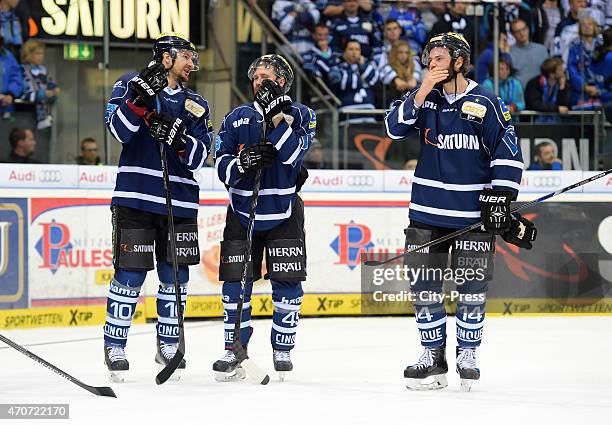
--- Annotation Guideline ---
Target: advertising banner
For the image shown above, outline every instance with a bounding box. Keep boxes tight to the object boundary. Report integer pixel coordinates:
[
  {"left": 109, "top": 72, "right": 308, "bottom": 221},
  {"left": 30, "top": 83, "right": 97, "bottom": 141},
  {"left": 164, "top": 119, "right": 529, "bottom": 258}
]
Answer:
[{"left": 0, "top": 199, "right": 28, "bottom": 309}]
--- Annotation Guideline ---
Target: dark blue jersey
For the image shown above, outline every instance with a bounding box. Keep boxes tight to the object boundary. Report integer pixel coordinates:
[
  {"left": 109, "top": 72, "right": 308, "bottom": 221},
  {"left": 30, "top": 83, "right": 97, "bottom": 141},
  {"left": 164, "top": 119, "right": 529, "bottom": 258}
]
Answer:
[
  {"left": 385, "top": 80, "right": 523, "bottom": 229},
  {"left": 214, "top": 102, "right": 316, "bottom": 231},
  {"left": 105, "top": 72, "right": 213, "bottom": 218}
]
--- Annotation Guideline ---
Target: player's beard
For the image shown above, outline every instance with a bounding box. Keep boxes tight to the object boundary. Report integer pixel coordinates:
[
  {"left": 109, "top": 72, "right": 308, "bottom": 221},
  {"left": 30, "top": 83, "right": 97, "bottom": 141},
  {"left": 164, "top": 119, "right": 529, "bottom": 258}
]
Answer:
[{"left": 442, "top": 61, "right": 457, "bottom": 84}]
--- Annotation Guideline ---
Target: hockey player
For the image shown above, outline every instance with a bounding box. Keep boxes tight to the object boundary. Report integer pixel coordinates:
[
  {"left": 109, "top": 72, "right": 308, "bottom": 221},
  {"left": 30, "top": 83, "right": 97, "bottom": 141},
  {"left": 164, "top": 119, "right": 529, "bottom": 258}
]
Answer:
[
  {"left": 103, "top": 33, "right": 213, "bottom": 382},
  {"left": 213, "top": 54, "right": 316, "bottom": 381},
  {"left": 384, "top": 32, "right": 536, "bottom": 391}
]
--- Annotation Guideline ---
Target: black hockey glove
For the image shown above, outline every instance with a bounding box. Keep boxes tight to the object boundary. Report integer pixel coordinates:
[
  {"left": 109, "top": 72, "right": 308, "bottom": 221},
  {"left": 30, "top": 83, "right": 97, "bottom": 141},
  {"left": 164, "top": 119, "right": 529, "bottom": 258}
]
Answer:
[
  {"left": 479, "top": 188, "right": 514, "bottom": 234},
  {"left": 146, "top": 112, "right": 187, "bottom": 153},
  {"left": 501, "top": 213, "right": 537, "bottom": 249},
  {"left": 129, "top": 62, "right": 168, "bottom": 105},
  {"left": 254, "top": 79, "right": 292, "bottom": 123},
  {"left": 237, "top": 143, "right": 277, "bottom": 175}
]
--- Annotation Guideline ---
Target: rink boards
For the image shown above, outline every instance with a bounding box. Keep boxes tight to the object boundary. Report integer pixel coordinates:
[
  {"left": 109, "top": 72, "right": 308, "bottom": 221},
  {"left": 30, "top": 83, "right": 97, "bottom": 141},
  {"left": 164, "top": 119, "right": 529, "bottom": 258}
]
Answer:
[{"left": 1, "top": 165, "right": 611, "bottom": 328}]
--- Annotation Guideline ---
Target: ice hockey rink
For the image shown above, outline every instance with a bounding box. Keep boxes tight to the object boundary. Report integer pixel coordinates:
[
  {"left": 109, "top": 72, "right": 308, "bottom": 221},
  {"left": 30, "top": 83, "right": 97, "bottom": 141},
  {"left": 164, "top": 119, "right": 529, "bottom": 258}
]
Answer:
[{"left": 1, "top": 316, "right": 611, "bottom": 424}]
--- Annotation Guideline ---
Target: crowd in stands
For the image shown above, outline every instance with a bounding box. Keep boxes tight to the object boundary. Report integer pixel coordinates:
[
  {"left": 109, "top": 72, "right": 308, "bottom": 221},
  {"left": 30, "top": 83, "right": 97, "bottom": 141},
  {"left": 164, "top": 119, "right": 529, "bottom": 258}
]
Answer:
[
  {"left": 1, "top": 0, "right": 59, "bottom": 129},
  {"left": 268, "top": 0, "right": 611, "bottom": 122}
]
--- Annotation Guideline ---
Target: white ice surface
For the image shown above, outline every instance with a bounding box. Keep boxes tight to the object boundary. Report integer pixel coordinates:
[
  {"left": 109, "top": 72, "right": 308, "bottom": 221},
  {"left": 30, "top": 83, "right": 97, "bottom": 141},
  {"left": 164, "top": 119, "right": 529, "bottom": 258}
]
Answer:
[{"left": 1, "top": 316, "right": 611, "bottom": 424}]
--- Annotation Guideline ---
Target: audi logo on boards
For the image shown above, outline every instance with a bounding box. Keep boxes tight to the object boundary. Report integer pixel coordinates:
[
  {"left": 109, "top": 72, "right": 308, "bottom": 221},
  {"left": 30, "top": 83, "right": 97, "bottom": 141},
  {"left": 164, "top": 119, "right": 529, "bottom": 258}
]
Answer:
[
  {"left": 38, "top": 170, "right": 63, "bottom": 183},
  {"left": 532, "top": 176, "right": 562, "bottom": 188},
  {"left": 346, "top": 175, "right": 375, "bottom": 187}
]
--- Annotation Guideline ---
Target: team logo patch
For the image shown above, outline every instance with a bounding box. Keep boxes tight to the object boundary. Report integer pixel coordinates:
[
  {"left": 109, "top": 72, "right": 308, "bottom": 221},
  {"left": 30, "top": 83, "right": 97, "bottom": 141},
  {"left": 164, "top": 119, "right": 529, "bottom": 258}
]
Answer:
[
  {"left": 461, "top": 101, "right": 487, "bottom": 118},
  {"left": 185, "top": 99, "right": 206, "bottom": 117},
  {"left": 214, "top": 135, "right": 222, "bottom": 154},
  {"left": 497, "top": 97, "right": 512, "bottom": 121}
]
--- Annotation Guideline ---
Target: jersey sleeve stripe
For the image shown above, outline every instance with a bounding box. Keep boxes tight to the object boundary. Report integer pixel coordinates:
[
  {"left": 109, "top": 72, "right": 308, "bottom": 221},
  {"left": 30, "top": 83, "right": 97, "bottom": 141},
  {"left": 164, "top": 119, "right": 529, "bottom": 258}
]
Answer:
[
  {"left": 108, "top": 118, "right": 125, "bottom": 143},
  {"left": 112, "top": 190, "right": 199, "bottom": 210},
  {"left": 409, "top": 202, "right": 481, "bottom": 218},
  {"left": 491, "top": 179, "right": 520, "bottom": 190},
  {"left": 186, "top": 134, "right": 198, "bottom": 166},
  {"left": 229, "top": 186, "right": 296, "bottom": 197},
  {"left": 117, "top": 107, "right": 140, "bottom": 132},
  {"left": 225, "top": 158, "right": 237, "bottom": 185},
  {"left": 118, "top": 166, "right": 198, "bottom": 186},
  {"left": 398, "top": 100, "right": 417, "bottom": 125},
  {"left": 490, "top": 159, "right": 523, "bottom": 169},
  {"left": 413, "top": 176, "right": 489, "bottom": 191},
  {"left": 282, "top": 139, "right": 303, "bottom": 165},
  {"left": 274, "top": 126, "right": 293, "bottom": 150}
]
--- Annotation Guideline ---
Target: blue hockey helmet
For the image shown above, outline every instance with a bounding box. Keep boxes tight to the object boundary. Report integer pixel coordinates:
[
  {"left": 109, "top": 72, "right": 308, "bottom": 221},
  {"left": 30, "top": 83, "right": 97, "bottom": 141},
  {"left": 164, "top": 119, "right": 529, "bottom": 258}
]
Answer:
[
  {"left": 153, "top": 32, "right": 200, "bottom": 71},
  {"left": 247, "top": 54, "right": 294, "bottom": 94}
]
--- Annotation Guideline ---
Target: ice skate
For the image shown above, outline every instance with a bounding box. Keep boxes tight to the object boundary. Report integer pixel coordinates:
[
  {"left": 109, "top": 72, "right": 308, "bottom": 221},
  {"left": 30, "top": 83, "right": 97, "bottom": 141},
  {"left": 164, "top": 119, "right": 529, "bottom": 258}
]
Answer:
[
  {"left": 104, "top": 345, "right": 129, "bottom": 383},
  {"left": 456, "top": 347, "right": 480, "bottom": 392},
  {"left": 155, "top": 338, "right": 186, "bottom": 381},
  {"left": 212, "top": 350, "right": 246, "bottom": 382},
  {"left": 273, "top": 349, "right": 293, "bottom": 381},
  {"left": 404, "top": 346, "right": 448, "bottom": 390}
]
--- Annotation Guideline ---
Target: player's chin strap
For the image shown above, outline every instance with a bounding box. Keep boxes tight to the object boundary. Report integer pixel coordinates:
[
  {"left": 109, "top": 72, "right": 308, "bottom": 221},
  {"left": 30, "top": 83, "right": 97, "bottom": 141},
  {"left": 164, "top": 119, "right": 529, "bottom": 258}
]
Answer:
[{"left": 364, "top": 169, "right": 612, "bottom": 267}]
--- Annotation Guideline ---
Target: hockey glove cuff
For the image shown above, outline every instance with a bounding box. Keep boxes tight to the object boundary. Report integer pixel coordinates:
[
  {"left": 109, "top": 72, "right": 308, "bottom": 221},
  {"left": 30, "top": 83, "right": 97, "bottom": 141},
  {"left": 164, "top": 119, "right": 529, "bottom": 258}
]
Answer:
[
  {"left": 479, "top": 188, "right": 514, "bottom": 234},
  {"left": 254, "top": 79, "right": 292, "bottom": 123},
  {"left": 146, "top": 112, "right": 187, "bottom": 153},
  {"left": 236, "top": 143, "right": 278, "bottom": 175},
  {"left": 501, "top": 213, "right": 537, "bottom": 249}
]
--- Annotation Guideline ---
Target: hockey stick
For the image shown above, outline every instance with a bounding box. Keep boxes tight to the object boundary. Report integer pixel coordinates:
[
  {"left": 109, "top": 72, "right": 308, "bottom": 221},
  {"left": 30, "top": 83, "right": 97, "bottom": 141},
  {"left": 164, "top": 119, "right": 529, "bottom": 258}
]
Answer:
[
  {"left": 232, "top": 119, "right": 271, "bottom": 385},
  {"left": 0, "top": 333, "right": 116, "bottom": 397},
  {"left": 364, "top": 169, "right": 612, "bottom": 267},
  {"left": 154, "top": 140, "right": 186, "bottom": 385}
]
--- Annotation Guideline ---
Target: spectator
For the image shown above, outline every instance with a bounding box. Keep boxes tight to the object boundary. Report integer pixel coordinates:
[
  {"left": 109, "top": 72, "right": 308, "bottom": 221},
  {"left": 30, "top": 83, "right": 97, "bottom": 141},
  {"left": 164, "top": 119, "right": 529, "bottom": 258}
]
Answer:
[
  {"left": 0, "top": 0, "right": 22, "bottom": 58},
  {"left": 525, "top": 57, "right": 571, "bottom": 122},
  {"left": 554, "top": 0, "right": 586, "bottom": 36},
  {"left": 303, "top": 138, "right": 326, "bottom": 169},
  {"left": 0, "top": 33, "right": 22, "bottom": 118},
  {"left": 321, "top": 0, "right": 373, "bottom": 20},
  {"left": 476, "top": 32, "right": 512, "bottom": 83},
  {"left": 374, "top": 19, "right": 402, "bottom": 69},
  {"left": 272, "top": 0, "right": 320, "bottom": 55},
  {"left": 429, "top": 2, "right": 475, "bottom": 58},
  {"left": 2, "top": 127, "right": 39, "bottom": 163},
  {"left": 482, "top": 57, "right": 525, "bottom": 116},
  {"left": 510, "top": 18, "right": 550, "bottom": 88},
  {"left": 542, "top": 0, "right": 563, "bottom": 51},
  {"left": 302, "top": 23, "right": 341, "bottom": 80},
  {"left": 328, "top": 40, "right": 378, "bottom": 123},
  {"left": 21, "top": 40, "right": 59, "bottom": 130},
  {"left": 76, "top": 137, "right": 103, "bottom": 165},
  {"left": 385, "top": 0, "right": 426, "bottom": 55},
  {"left": 590, "top": 28, "right": 612, "bottom": 124},
  {"left": 481, "top": 1, "right": 548, "bottom": 45},
  {"left": 383, "top": 40, "right": 419, "bottom": 103},
  {"left": 329, "top": 0, "right": 381, "bottom": 59},
  {"left": 567, "top": 15, "right": 601, "bottom": 108},
  {"left": 418, "top": 1, "right": 446, "bottom": 32},
  {"left": 528, "top": 141, "right": 563, "bottom": 170}
]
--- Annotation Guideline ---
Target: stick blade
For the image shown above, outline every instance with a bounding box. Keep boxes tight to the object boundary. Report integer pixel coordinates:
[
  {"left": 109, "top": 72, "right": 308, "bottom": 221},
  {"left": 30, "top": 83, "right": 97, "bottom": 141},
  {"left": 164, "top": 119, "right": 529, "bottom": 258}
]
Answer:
[
  {"left": 88, "top": 386, "right": 117, "bottom": 398},
  {"left": 363, "top": 260, "right": 382, "bottom": 266},
  {"left": 240, "top": 358, "right": 270, "bottom": 385},
  {"left": 155, "top": 351, "right": 185, "bottom": 385}
]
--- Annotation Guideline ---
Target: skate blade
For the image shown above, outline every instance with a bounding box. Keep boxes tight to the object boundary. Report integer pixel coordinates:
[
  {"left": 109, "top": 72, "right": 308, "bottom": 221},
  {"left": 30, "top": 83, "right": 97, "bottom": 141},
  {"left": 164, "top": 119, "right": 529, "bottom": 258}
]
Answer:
[
  {"left": 405, "top": 374, "right": 448, "bottom": 391},
  {"left": 460, "top": 378, "right": 477, "bottom": 392},
  {"left": 214, "top": 367, "right": 246, "bottom": 382},
  {"left": 278, "top": 371, "right": 288, "bottom": 382},
  {"left": 108, "top": 371, "right": 126, "bottom": 383},
  {"left": 157, "top": 363, "right": 182, "bottom": 382}
]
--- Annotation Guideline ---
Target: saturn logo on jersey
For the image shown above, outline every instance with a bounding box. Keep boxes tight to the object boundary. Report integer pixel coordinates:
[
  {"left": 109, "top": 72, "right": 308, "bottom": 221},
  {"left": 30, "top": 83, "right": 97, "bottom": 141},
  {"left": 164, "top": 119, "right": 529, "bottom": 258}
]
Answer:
[{"left": 424, "top": 128, "right": 480, "bottom": 150}]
